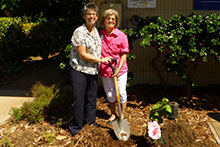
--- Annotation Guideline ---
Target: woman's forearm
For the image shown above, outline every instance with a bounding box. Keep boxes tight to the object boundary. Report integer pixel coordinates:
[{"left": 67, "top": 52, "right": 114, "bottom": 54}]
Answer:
[
  {"left": 76, "top": 46, "right": 101, "bottom": 63},
  {"left": 118, "top": 53, "right": 127, "bottom": 69}
]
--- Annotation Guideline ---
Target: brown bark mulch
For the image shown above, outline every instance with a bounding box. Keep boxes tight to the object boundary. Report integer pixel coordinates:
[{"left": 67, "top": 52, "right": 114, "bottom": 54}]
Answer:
[{"left": 0, "top": 60, "right": 219, "bottom": 147}]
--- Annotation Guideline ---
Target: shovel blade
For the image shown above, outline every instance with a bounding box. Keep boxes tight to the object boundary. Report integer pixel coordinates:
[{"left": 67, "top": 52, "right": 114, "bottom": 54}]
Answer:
[{"left": 112, "top": 118, "right": 130, "bottom": 141}]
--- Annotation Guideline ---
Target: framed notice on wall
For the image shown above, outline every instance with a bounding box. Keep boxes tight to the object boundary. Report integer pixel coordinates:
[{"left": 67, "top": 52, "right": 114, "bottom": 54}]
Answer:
[{"left": 128, "top": 0, "right": 156, "bottom": 8}]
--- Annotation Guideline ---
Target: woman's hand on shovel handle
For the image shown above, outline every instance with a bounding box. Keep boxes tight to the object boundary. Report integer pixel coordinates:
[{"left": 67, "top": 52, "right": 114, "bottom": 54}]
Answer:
[
  {"left": 101, "top": 57, "right": 112, "bottom": 63},
  {"left": 114, "top": 68, "right": 121, "bottom": 77},
  {"left": 113, "top": 53, "right": 126, "bottom": 77}
]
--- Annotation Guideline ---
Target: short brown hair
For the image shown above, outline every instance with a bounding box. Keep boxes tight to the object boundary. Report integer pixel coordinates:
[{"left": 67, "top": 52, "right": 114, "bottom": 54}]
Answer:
[
  {"left": 83, "top": 3, "right": 99, "bottom": 17},
  {"left": 100, "top": 9, "right": 120, "bottom": 28}
]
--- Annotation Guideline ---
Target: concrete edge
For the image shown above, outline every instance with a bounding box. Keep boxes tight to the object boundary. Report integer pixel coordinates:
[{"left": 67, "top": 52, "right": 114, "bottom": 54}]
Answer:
[
  {"left": 207, "top": 121, "right": 220, "bottom": 145},
  {"left": 0, "top": 96, "right": 34, "bottom": 126},
  {"left": 0, "top": 119, "right": 10, "bottom": 126}
]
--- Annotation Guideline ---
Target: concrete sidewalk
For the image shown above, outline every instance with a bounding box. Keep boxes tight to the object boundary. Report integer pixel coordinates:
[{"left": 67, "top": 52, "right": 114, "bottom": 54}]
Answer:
[{"left": 0, "top": 90, "right": 33, "bottom": 125}]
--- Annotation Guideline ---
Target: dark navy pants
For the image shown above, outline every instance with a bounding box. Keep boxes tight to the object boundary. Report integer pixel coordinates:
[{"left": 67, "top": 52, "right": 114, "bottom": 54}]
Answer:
[{"left": 69, "top": 68, "right": 98, "bottom": 135}]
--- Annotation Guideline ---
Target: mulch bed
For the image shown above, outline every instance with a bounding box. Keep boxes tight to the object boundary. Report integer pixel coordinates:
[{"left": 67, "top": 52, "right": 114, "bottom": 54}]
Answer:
[
  {"left": 0, "top": 60, "right": 219, "bottom": 146},
  {"left": 0, "top": 92, "right": 219, "bottom": 147}
]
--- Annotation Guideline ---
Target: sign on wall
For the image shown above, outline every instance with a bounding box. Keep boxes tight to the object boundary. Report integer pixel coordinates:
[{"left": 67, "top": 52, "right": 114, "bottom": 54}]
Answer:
[
  {"left": 128, "top": 0, "right": 156, "bottom": 8},
  {"left": 194, "top": 0, "right": 220, "bottom": 10}
]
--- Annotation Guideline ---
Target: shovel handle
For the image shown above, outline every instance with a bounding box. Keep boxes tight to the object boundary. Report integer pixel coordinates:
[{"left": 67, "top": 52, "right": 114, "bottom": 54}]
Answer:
[
  {"left": 108, "top": 58, "right": 117, "bottom": 74},
  {"left": 108, "top": 58, "right": 122, "bottom": 116},
  {"left": 114, "top": 76, "right": 121, "bottom": 104}
]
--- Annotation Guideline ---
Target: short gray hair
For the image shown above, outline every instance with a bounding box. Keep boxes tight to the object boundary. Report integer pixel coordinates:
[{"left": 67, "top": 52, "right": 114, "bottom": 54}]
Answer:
[{"left": 83, "top": 3, "right": 99, "bottom": 16}]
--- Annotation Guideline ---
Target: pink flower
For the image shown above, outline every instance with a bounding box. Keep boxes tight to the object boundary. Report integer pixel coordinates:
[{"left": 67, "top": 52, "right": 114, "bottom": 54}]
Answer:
[{"left": 148, "top": 121, "right": 161, "bottom": 140}]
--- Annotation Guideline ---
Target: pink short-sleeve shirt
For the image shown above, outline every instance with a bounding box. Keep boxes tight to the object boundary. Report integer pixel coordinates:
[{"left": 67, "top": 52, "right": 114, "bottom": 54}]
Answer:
[{"left": 99, "top": 28, "right": 129, "bottom": 78}]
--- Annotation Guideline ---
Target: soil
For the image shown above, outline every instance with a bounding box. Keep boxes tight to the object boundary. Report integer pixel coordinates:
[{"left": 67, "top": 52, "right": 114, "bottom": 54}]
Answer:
[{"left": 0, "top": 59, "right": 220, "bottom": 147}]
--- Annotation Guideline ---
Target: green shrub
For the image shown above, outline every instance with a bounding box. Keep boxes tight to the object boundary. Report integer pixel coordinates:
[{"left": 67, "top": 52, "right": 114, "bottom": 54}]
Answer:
[
  {"left": 45, "top": 87, "right": 72, "bottom": 124},
  {"left": 18, "top": 82, "right": 60, "bottom": 123},
  {"left": 0, "top": 17, "right": 27, "bottom": 73},
  {"left": 126, "top": 13, "right": 220, "bottom": 96},
  {"left": 22, "top": 22, "right": 38, "bottom": 35},
  {"left": 10, "top": 107, "right": 23, "bottom": 122},
  {"left": 27, "top": 18, "right": 74, "bottom": 60},
  {"left": 9, "top": 82, "right": 72, "bottom": 124}
]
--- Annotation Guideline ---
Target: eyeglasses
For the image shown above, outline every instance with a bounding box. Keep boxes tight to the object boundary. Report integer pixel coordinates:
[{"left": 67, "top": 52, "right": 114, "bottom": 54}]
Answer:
[
  {"left": 86, "top": 13, "right": 97, "bottom": 16},
  {"left": 105, "top": 17, "right": 116, "bottom": 22}
]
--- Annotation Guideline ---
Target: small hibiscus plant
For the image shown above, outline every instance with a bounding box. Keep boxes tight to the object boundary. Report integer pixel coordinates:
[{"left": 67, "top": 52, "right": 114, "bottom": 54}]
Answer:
[{"left": 147, "top": 98, "right": 172, "bottom": 143}]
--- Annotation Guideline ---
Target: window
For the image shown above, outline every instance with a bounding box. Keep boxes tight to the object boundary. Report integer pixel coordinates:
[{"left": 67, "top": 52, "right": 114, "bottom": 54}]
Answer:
[{"left": 194, "top": 0, "right": 220, "bottom": 10}]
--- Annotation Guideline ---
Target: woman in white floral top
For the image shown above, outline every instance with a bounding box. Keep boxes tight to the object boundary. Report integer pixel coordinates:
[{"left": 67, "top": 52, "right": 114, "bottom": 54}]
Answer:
[{"left": 69, "top": 3, "right": 111, "bottom": 136}]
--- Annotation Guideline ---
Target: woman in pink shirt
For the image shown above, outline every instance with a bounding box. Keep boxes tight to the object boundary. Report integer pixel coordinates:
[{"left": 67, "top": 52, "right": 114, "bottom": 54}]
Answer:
[{"left": 99, "top": 9, "right": 129, "bottom": 124}]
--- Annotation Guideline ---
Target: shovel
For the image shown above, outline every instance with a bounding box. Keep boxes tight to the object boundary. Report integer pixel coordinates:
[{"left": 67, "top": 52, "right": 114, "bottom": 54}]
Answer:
[{"left": 108, "top": 58, "right": 130, "bottom": 141}]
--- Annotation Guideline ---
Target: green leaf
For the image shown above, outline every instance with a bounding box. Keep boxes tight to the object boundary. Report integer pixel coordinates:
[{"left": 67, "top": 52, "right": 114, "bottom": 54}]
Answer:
[
  {"left": 162, "top": 98, "right": 169, "bottom": 103},
  {"left": 189, "top": 48, "right": 198, "bottom": 53},
  {"left": 1, "top": 4, "right": 7, "bottom": 10},
  {"left": 210, "top": 49, "right": 217, "bottom": 55},
  {"left": 154, "top": 111, "right": 159, "bottom": 117},
  {"left": 165, "top": 105, "right": 172, "bottom": 113},
  {"left": 203, "top": 56, "right": 208, "bottom": 62},
  {"left": 152, "top": 103, "right": 161, "bottom": 110},
  {"left": 192, "top": 82, "right": 197, "bottom": 87}
]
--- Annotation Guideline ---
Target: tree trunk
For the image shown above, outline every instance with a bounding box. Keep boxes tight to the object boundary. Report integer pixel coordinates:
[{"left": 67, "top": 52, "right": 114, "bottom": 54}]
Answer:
[
  {"left": 150, "top": 50, "right": 165, "bottom": 88},
  {"left": 186, "top": 57, "right": 199, "bottom": 98}
]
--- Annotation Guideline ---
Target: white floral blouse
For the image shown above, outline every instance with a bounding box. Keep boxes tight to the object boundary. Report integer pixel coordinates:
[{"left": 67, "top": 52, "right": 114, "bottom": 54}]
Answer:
[{"left": 69, "top": 24, "right": 101, "bottom": 75}]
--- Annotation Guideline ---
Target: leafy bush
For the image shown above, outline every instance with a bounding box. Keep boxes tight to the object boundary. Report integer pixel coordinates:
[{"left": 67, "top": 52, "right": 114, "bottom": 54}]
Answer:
[
  {"left": 0, "top": 15, "right": 80, "bottom": 73},
  {"left": 11, "top": 82, "right": 60, "bottom": 123},
  {"left": 10, "top": 107, "right": 22, "bottom": 122},
  {"left": 0, "top": 0, "right": 88, "bottom": 18},
  {"left": 140, "top": 14, "right": 220, "bottom": 96},
  {"left": 10, "top": 82, "right": 72, "bottom": 124},
  {"left": 0, "top": 17, "right": 27, "bottom": 73},
  {"left": 0, "top": 0, "right": 60, "bottom": 17},
  {"left": 22, "top": 21, "right": 38, "bottom": 35},
  {"left": 45, "top": 86, "right": 72, "bottom": 124},
  {"left": 27, "top": 20, "right": 57, "bottom": 59},
  {"left": 25, "top": 18, "right": 77, "bottom": 60},
  {"left": 125, "top": 13, "right": 220, "bottom": 96}
]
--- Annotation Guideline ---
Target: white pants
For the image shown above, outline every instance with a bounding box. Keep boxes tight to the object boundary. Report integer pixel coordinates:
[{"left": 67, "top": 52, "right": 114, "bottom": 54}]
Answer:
[{"left": 101, "top": 72, "right": 127, "bottom": 104}]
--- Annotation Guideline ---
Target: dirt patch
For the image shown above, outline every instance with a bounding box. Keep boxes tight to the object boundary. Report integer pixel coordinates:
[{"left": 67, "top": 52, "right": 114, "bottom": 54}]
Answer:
[{"left": 158, "top": 120, "right": 195, "bottom": 147}]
